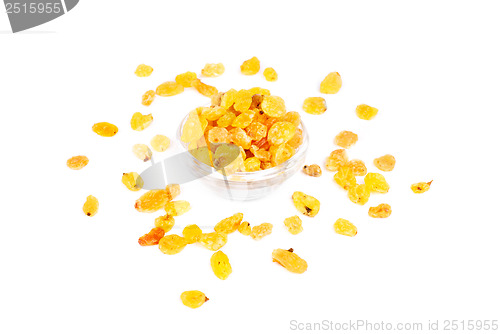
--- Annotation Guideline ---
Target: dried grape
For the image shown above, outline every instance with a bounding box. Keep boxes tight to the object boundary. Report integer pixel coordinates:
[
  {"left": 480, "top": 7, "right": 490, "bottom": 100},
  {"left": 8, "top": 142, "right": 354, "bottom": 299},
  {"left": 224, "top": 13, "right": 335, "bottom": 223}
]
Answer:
[
  {"left": 122, "top": 172, "right": 144, "bottom": 191},
  {"left": 303, "top": 164, "right": 322, "bottom": 177},
  {"left": 250, "top": 223, "right": 273, "bottom": 240},
  {"left": 334, "top": 218, "right": 357, "bottom": 237},
  {"left": 156, "top": 81, "right": 184, "bottom": 97},
  {"left": 302, "top": 97, "right": 327, "bottom": 115},
  {"left": 180, "top": 290, "right": 208, "bottom": 309},
  {"left": 141, "top": 90, "right": 155, "bottom": 106},
  {"left": 374, "top": 154, "right": 396, "bottom": 172},
  {"left": 135, "top": 64, "right": 153, "bottom": 77},
  {"left": 240, "top": 56, "right": 260, "bottom": 75},
  {"left": 132, "top": 144, "right": 152, "bottom": 162},
  {"left": 130, "top": 112, "right": 153, "bottom": 131},
  {"left": 292, "top": 191, "right": 320, "bottom": 217},
  {"left": 67, "top": 155, "right": 89, "bottom": 170},
  {"left": 210, "top": 251, "right": 232, "bottom": 280},
  {"left": 164, "top": 200, "right": 191, "bottom": 216},
  {"left": 368, "top": 204, "right": 392, "bottom": 218},
  {"left": 159, "top": 234, "right": 187, "bottom": 255},
  {"left": 347, "top": 184, "right": 370, "bottom": 205},
  {"left": 356, "top": 104, "right": 378, "bottom": 120},
  {"left": 92, "top": 122, "right": 118, "bottom": 137},
  {"left": 364, "top": 173, "right": 390, "bottom": 193},
  {"left": 150, "top": 135, "right": 170, "bottom": 152},
  {"left": 138, "top": 227, "right": 165, "bottom": 246},
  {"left": 263, "top": 67, "right": 278, "bottom": 81},
  {"left": 175, "top": 71, "right": 197, "bottom": 88},
  {"left": 214, "top": 213, "right": 243, "bottom": 234},
  {"left": 320, "top": 72, "right": 342, "bottom": 94},
  {"left": 202, "top": 63, "right": 225, "bottom": 77},
  {"left": 272, "top": 248, "right": 307, "bottom": 274},
  {"left": 182, "top": 224, "right": 202, "bottom": 244},
  {"left": 283, "top": 216, "right": 303, "bottom": 235},
  {"left": 411, "top": 181, "right": 433, "bottom": 193},
  {"left": 83, "top": 195, "right": 98, "bottom": 217}
]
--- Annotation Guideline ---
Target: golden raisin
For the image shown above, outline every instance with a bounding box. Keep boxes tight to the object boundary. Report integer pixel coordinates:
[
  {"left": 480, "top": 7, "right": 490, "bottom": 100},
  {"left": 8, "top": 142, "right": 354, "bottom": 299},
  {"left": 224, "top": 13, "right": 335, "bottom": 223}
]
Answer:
[
  {"left": 210, "top": 251, "right": 232, "bottom": 280},
  {"left": 198, "top": 232, "right": 228, "bottom": 251},
  {"left": 283, "top": 216, "right": 303, "bottom": 235},
  {"left": 175, "top": 71, "right": 197, "bottom": 88},
  {"left": 130, "top": 112, "right": 153, "bottom": 131},
  {"left": 135, "top": 64, "right": 153, "bottom": 77},
  {"left": 287, "top": 129, "right": 303, "bottom": 149},
  {"left": 201, "top": 106, "right": 226, "bottom": 121},
  {"left": 302, "top": 97, "right": 327, "bottom": 115},
  {"left": 240, "top": 56, "right": 260, "bottom": 75},
  {"left": 164, "top": 200, "right": 191, "bottom": 216},
  {"left": 271, "top": 143, "right": 294, "bottom": 166},
  {"left": 182, "top": 224, "right": 202, "bottom": 244},
  {"left": 267, "top": 121, "right": 296, "bottom": 145},
  {"left": 261, "top": 95, "right": 286, "bottom": 118},
  {"left": 159, "top": 235, "right": 187, "bottom": 255},
  {"left": 347, "top": 184, "right": 370, "bottom": 205},
  {"left": 280, "top": 111, "right": 301, "bottom": 127},
  {"left": 334, "top": 131, "right": 358, "bottom": 148},
  {"left": 230, "top": 128, "right": 252, "bottom": 149},
  {"left": 250, "top": 223, "right": 273, "bottom": 240},
  {"left": 272, "top": 248, "right": 308, "bottom": 274},
  {"left": 216, "top": 112, "right": 236, "bottom": 128},
  {"left": 238, "top": 221, "right": 251, "bottom": 236},
  {"left": 82, "top": 195, "right": 98, "bottom": 217},
  {"left": 303, "top": 164, "right": 322, "bottom": 177},
  {"left": 292, "top": 191, "right": 320, "bottom": 217},
  {"left": 180, "top": 290, "right": 208, "bottom": 309},
  {"left": 181, "top": 110, "right": 208, "bottom": 143},
  {"left": 208, "top": 127, "right": 231, "bottom": 144},
  {"left": 245, "top": 121, "right": 267, "bottom": 141},
  {"left": 141, "top": 90, "right": 156, "bottom": 106},
  {"left": 214, "top": 213, "right": 243, "bottom": 234},
  {"left": 368, "top": 204, "right": 392, "bottom": 218},
  {"left": 347, "top": 159, "right": 367, "bottom": 176},
  {"left": 154, "top": 214, "right": 175, "bottom": 233},
  {"left": 244, "top": 157, "right": 261, "bottom": 172},
  {"left": 334, "top": 218, "right": 357, "bottom": 237},
  {"left": 156, "top": 81, "right": 184, "bottom": 97},
  {"left": 121, "top": 172, "right": 144, "bottom": 191},
  {"left": 66, "top": 155, "right": 89, "bottom": 170},
  {"left": 411, "top": 181, "right": 433, "bottom": 193},
  {"left": 192, "top": 79, "right": 218, "bottom": 97},
  {"left": 150, "top": 135, "right": 170, "bottom": 152},
  {"left": 232, "top": 110, "right": 255, "bottom": 128},
  {"left": 135, "top": 189, "right": 175, "bottom": 213},
  {"left": 374, "top": 154, "right": 396, "bottom": 172},
  {"left": 365, "top": 173, "right": 390, "bottom": 193},
  {"left": 320, "top": 72, "right": 342, "bottom": 94},
  {"left": 201, "top": 63, "right": 225, "bottom": 77},
  {"left": 325, "top": 149, "right": 348, "bottom": 172},
  {"left": 92, "top": 122, "right": 118, "bottom": 137},
  {"left": 356, "top": 104, "right": 378, "bottom": 120},
  {"left": 138, "top": 227, "right": 165, "bottom": 246},
  {"left": 132, "top": 144, "right": 152, "bottom": 162},
  {"left": 334, "top": 167, "right": 357, "bottom": 190},
  {"left": 263, "top": 67, "right": 278, "bottom": 81}
]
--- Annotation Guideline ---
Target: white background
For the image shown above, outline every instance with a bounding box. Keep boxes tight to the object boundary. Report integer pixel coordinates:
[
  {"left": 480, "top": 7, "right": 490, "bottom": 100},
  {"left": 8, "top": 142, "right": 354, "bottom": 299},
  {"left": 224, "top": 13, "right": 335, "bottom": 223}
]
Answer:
[{"left": 1, "top": 1, "right": 499, "bottom": 333}]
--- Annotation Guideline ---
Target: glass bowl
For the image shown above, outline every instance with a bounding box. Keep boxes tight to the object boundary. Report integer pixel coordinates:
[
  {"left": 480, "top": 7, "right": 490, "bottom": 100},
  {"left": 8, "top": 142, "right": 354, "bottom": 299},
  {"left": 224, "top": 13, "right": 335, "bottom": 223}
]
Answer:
[{"left": 176, "top": 114, "right": 309, "bottom": 201}]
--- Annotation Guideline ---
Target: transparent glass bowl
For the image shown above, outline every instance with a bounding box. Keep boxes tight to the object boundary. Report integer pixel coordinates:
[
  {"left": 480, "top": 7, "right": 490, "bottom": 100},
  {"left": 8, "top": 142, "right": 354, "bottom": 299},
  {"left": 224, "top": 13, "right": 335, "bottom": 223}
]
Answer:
[{"left": 177, "top": 114, "right": 309, "bottom": 201}]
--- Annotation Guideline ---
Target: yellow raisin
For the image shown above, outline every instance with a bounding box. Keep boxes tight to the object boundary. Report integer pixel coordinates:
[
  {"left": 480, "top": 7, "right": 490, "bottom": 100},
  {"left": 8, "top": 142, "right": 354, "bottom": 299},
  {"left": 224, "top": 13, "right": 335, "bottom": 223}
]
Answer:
[
  {"left": 175, "top": 71, "right": 197, "bottom": 88},
  {"left": 334, "top": 166, "right": 357, "bottom": 190},
  {"left": 216, "top": 111, "right": 236, "bottom": 128},
  {"left": 238, "top": 221, "right": 251, "bottom": 236},
  {"left": 164, "top": 200, "right": 191, "bottom": 216},
  {"left": 368, "top": 204, "right": 392, "bottom": 218},
  {"left": 182, "top": 224, "right": 202, "bottom": 244},
  {"left": 232, "top": 110, "right": 255, "bottom": 128},
  {"left": 292, "top": 191, "right": 320, "bottom": 217},
  {"left": 320, "top": 72, "right": 342, "bottom": 94},
  {"left": 198, "top": 232, "right": 228, "bottom": 251},
  {"left": 334, "top": 131, "right": 358, "bottom": 149},
  {"left": 244, "top": 157, "right": 261, "bottom": 172},
  {"left": 150, "top": 135, "right": 170, "bottom": 152},
  {"left": 192, "top": 79, "right": 218, "bottom": 97},
  {"left": 283, "top": 216, "right": 303, "bottom": 235},
  {"left": 325, "top": 149, "right": 348, "bottom": 172},
  {"left": 280, "top": 111, "right": 301, "bottom": 127},
  {"left": 181, "top": 110, "right": 208, "bottom": 143},
  {"left": 135, "top": 189, "right": 175, "bottom": 213},
  {"left": 272, "top": 248, "right": 308, "bottom": 274},
  {"left": 141, "top": 90, "right": 156, "bottom": 106},
  {"left": 132, "top": 144, "right": 152, "bottom": 162},
  {"left": 121, "top": 172, "right": 144, "bottom": 191},
  {"left": 302, "top": 97, "right": 327, "bottom": 115},
  {"left": 347, "top": 159, "right": 367, "bottom": 176},
  {"left": 250, "top": 223, "right": 273, "bottom": 240},
  {"left": 365, "top": 173, "right": 390, "bottom": 193},
  {"left": 211, "top": 92, "right": 224, "bottom": 107},
  {"left": 356, "top": 104, "right": 378, "bottom": 120},
  {"left": 263, "top": 67, "right": 278, "bottom": 81},
  {"left": 267, "top": 121, "right": 296, "bottom": 146},
  {"left": 92, "top": 122, "right": 118, "bottom": 137},
  {"left": 130, "top": 112, "right": 153, "bottom": 131},
  {"left": 334, "top": 218, "right": 357, "bottom": 237},
  {"left": 154, "top": 214, "right": 175, "bottom": 233},
  {"left": 245, "top": 121, "right": 267, "bottom": 141},
  {"left": 135, "top": 64, "right": 153, "bottom": 77},
  {"left": 82, "top": 195, "right": 99, "bottom": 217},
  {"left": 220, "top": 89, "right": 237, "bottom": 109},
  {"left": 374, "top": 154, "right": 396, "bottom": 172},
  {"left": 208, "top": 127, "right": 231, "bottom": 144},
  {"left": 156, "top": 81, "right": 184, "bottom": 97},
  {"left": 287, "top": 128, "right": 303, "bottom": 149},
  {"left": 210, "top": 251, "right": 232, "bottom": 280},
  {"left": 302, "top": 164, "right": 322, "bottom": 177},
  {"left": 347, "top": 184, "right": 370, "bottom": 205},
  {"left": 214, "top": 213, "right": 243, "bottom": 234},
  {"left": 180, "top": 290, "right": 208, "bottom": 309},
  {"left": 261, "top": 95, "right": 286, "bottom": 118},
  {"left": 240, "top": 56, "right": 260, "bottom": 75},
  {"left": 201, "top": 63, "right": 225, "bottom": 77},
  {"left": 138, "top": 227, "right": 165, "bottom": 246},
  {"left": 248, "top": 87, "right": 270, "bottom": 96},
  {"left": 230, "top": 128, "right": 252, "bottom": 149},
  {"left": 271, "top": 143, "right": 294, "bottom": 166},
  {"left": 66, "top": 155, "right": 89, "bottom": 170},
  {"left": 158, "top": 234, "right": 187, "bottom": 255},
  {"left": 411, "top": 180, "right": 433, "bottom": 193},
  {"left": 201, "top": 106, "right": 226, "bottom": 121}
]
